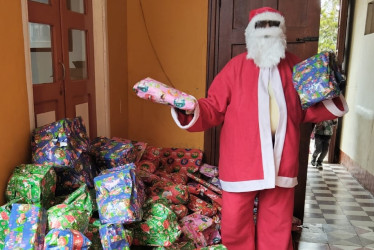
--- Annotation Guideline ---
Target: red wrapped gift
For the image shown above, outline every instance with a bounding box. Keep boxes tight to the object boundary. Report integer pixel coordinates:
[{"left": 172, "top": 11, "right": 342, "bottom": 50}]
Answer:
[
  {"left": 187, "top": 182, "right": 222, "bottom": 206},
  {"left": 149, "top": 181, "right": 189, "bottom": 205},
  {"left": 187, "top": 194, "right": 217, "bottom": 217},
  {"left": 136, "top": 160, "right": 157, "bottom": 173},
  {"left": 161, "top": 148, "right": 203, "bottom": 173}
]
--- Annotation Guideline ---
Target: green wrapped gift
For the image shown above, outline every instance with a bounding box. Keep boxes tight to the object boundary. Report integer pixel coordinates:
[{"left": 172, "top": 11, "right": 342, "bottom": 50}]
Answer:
[
  {"left": 133, "top": 201, "right": 181, "bottom": 247},
  {"left": 0, "top": 201, "right": 14, "bottom": 249},
  {"left": 5, "top": 164, "right": 56, "bottom": 208},
  {"left": 153, "top": 240, "right": 196, "bottom": 249},
  {"left": 47, "top": 184, "right": 93, "bottom": 233}
]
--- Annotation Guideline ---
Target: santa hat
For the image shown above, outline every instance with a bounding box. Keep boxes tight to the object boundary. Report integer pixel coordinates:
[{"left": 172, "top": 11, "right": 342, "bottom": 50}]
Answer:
[{"left": 248, "top": 7, "right": 285, "bottom": 32}]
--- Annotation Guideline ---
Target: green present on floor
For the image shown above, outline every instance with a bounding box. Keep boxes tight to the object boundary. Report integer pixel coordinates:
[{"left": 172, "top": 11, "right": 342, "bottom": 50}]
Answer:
[{"left": 5, "top": 164, "right": 56, "bottom": 208}]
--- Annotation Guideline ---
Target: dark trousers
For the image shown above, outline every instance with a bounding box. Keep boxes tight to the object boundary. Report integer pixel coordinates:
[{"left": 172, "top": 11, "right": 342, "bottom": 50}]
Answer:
[{"left": 312, "top": 134, "right": 331, "bottom": 163}]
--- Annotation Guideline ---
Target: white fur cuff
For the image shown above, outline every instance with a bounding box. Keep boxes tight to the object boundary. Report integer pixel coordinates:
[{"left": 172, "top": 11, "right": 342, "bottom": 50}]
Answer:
[{"left": 171, "top": 103, "right": 200, "bottom": 129}]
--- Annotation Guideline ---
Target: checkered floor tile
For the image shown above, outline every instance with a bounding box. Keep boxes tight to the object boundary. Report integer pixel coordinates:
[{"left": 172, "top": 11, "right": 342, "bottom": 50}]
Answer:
[{"left": 294, "top": 163, "right": 374, "bottom": 249}]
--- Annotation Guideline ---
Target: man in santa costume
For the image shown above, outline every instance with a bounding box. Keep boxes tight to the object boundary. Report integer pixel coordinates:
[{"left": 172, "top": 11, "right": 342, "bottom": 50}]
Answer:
[{"left": 171, "top": 7, "right": 348, "bottom": 250}]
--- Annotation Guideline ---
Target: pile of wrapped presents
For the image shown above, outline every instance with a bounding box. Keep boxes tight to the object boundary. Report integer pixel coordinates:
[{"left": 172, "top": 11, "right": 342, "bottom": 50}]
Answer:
[{"left": 0, "top": 117, "right": 231, "bottom": 249}]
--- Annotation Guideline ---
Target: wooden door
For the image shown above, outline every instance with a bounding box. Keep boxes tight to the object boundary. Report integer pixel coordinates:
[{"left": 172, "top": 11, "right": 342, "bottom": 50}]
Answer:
[
  {"left": 206, "top": 0, "right": 321, "bottom": 221},
  {"left": 28, "top": 0, "right": 96, "bottom": 138}
]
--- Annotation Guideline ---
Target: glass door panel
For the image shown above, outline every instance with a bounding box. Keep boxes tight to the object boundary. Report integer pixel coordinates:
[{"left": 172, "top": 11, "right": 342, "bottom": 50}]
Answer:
[
  {"left": 69, "top": 29, "right": 87, "bottom": 80},
  {"left": 29, "top": 22, "right": 54, "bottom": 84},
  {"left": 67, "top": 0, "right": 85, "bottom": 14},
  {"left": 30, "top": 0, "right": 50, "bottom": 4}
]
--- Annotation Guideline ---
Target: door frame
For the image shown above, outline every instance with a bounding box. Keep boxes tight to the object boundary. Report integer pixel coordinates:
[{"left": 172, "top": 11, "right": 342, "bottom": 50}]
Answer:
[{"left": 21, "top": 0, "right": 110, "bottom": 137}]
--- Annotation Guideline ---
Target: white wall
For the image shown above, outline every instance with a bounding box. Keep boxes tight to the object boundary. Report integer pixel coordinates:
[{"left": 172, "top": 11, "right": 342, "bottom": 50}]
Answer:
[{"left": 341, "top": 0, "right": 374, "bottom": 175}]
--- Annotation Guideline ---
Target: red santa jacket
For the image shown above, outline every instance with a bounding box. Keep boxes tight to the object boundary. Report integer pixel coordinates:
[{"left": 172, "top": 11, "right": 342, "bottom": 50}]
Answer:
[{"left": 171, "top": 52, "right": 348, "bottom": 192}]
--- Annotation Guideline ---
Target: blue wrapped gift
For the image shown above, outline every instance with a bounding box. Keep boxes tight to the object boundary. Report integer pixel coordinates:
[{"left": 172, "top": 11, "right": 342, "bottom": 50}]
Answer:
[
  {"left": 94, "top": 163, "right": 145, "bottom": 224},
  {"left": 90, "top": 137, "right": 137, "bottom": 170},
  {"left": 99, "top": 223, "right": 133, "bottom": 250},
  {"left": 4, "top": 203, "right": 47, "bottom": 249},
  {"left": 44, "top": 228, "right": 91, "bottom": 249},
  {"left": 31, "top": 117, "right": 89, "bottom": 167},
  {"left": 292, "top": 51, "right": 341, "bottom": 109}
]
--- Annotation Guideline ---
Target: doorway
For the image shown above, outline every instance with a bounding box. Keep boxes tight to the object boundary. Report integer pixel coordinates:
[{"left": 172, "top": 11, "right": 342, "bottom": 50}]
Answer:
[
  {"left": 309, "top": 0, "right": 346, "bottom": 167},
  {"left": 27, "top": 0, "right": 97, "bottom": 139}
]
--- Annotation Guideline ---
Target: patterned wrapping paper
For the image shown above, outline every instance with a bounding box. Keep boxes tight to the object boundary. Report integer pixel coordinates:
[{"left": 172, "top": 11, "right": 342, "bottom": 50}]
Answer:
[
  {"left": 136, "top": 169, "right": 161, "bottom": 184},
  {"left": 141, "top": 146, "right": 162, "bottom": 161},
  {"left": 153, "top": 240, "right": 196, "bottom": 250},
  {"left": 0, "top": 200, "right": 21, "bottom": 249},
  {"left": 99, "top": 223, "right": 133, "bottom": 250},
  {"left": 4, "top": 203, "right": 47, "bottom": 250},
  {"left": 5, "top": 164, "right": 56, "bottom": 208},
  {"left": 48, "top": 184, "right": 93, "bottom": 233},
  {"left": 160, "top": 148, "right": 203, "bottom": 174},
  {"left": 187, "top": 194, "right": 217, "bottom": 217},
  {"left": 90, "top": 137, "right": 137, "bottom": 170},
  {"left": 94, "top": 164, "right": 145, "bottom": 224},
  {"left": 148, "top": 181, "right": 189, "bottom": 205},
  {"left": 136, "top": 160, "right": 157, "bottom": 173},
  {"left": 112, "top": 137, "right": 148, "bottom": 163},
  {"left": 199, "top": 164, "right": 218, "bottom": 178},
  {"left": 132, "top": 201, "right": 181, "bottom": 247},
  {"left": 187, "top": 182, "right": 222, "bottom": 206},
  {"left": 31, "top": 117, "right": 89, "bottom": 167},
  {"left": 154, "top": 170, "right": 188, "bottom": 185},
  {"left": 133, "top": 77, "right": 197, "bottom": 111},
  {"left": 202, "top": 225, "right": 222, "bottom": 246},
  {"left": 84, "top": 218, "right": 103, "bottom": 250},
  {"left": 180, "top": 212, "right": 213, "bottom": 248},
  {"left": 186, "top": 173, "right": 222, "bottom": 195},
  {"left": 54, "top": 152, "right": 98, "bottom": 196},
  {"left": 44, "top": 228, "right": 91, "bottom": 249},
  {"left": 170, "top": 204, "right": 189, "bottom": 220},
  {"left": 292, "top": 51, "right": 341, "bottom": 109}
]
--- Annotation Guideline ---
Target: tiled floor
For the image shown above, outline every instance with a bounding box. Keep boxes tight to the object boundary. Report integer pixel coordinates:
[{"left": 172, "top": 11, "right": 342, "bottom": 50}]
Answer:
[{"left": 293, "top": 163, "right": 374, "bottom": 249}]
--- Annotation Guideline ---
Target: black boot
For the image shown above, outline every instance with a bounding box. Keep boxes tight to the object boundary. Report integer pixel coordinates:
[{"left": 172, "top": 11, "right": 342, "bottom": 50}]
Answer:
[{"left": 311, "top": 157, "right": 316, "bottom": 166}]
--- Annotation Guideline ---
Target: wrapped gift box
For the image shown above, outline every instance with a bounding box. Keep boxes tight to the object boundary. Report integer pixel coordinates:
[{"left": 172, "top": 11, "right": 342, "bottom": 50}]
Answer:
[
  {"left": 153, "top": 240, "right": 195, "bottom": 250},
  {"left": 187, "top": 194, "right": 217, "bottom": 217},
  {"left": 99, "top": 223, "right": 133, "bottom": 250},
  {"left": 133, "top": 201, "right": 181, "bottom": 247},
  {"left": 4, "top": 203, "right": 47, "bottom": 250},
  {"left": 44, "top": 228, "right": 91, "bottom": 249},
  {"left": 148, "top": 181, "right": 189, "bottom": 205},
  {"left": 48, "top": 184, "right": 93, "bottom": 233},
  {"left": 90, "top": 137, "right": 137, "bottom": 170},
  {"left": 5, "top": 164, "right": 56, "bottom": 208},
  {"left": 0, "top": 200, "right": 19, "bottom": 249},
  {"left": 31, "top": 117, "right": 89, "bottom": 167},
  {"left": 94, "top": 164, "right": 145, "bottom": 224},
  {"left": 161, "top": 148, "right": 203, "bottom": 174},
  {"left": 180, "top": 212, "right": 213, "bottom": 248},
  {"left": 292, "top": 51, "right": 341, "bottom": 109},
  {"left": 133, "top": 77, "right": 197, "bottom": 111},
  {"left": 112, "top": 137, "right": 148, "bottom": 163}
]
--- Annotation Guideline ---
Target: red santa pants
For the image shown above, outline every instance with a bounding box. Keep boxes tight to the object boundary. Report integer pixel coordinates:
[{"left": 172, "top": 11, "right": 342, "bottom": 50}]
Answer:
[{"left": 221, "top": 186, "right": 294, "bottom": 250}]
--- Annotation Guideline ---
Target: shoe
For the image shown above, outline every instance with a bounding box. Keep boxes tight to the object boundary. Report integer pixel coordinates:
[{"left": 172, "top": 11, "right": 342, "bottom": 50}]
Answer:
[
  {"left": 316, "top": 162, "right": 323, "bottom": 170},
  {"left": 311, "top": 158, "right": 316, "bottom": 166}
]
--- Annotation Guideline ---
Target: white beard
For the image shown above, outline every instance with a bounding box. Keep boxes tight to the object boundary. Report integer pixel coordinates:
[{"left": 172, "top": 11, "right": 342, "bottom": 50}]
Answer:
[{"left": 245, "top": 26, "right": 287, "bottom": 68}]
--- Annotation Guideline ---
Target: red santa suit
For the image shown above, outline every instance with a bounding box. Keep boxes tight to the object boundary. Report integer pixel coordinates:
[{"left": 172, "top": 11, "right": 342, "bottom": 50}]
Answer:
[{"left": 171, "top": 7, "right": 348, "bottom": 250}]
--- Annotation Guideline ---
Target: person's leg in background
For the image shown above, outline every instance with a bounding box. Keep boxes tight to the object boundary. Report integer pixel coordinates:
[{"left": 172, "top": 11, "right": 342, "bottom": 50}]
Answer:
[
  {"left": 317, "top": 135, "right": 331, "bottom": 167},
  {"left": 256, "top": 186, "right": 294, "bottom": 250},
  {"left": 221, "top": 190, "right": 258, "bottom": 250},
  {"left": 311, "top": 134, "right": 323, "bottom": 166}
]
